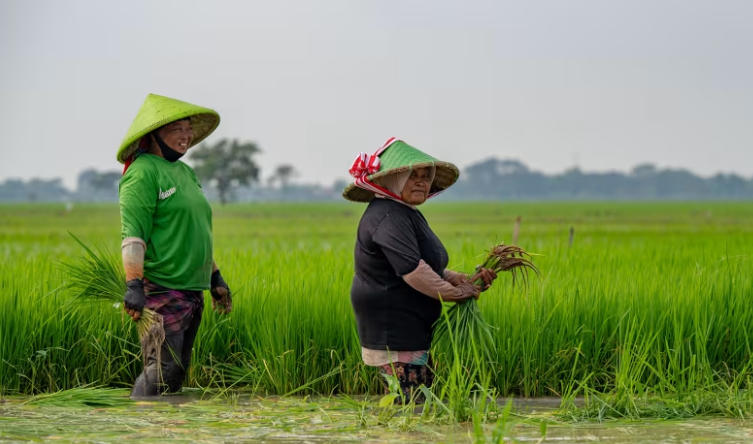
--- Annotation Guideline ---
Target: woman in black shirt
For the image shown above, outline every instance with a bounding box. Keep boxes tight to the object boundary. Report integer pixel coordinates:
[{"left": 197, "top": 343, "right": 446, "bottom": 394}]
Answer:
[{"left": 344, "top": 138, "right": 497, "bottom": 403}]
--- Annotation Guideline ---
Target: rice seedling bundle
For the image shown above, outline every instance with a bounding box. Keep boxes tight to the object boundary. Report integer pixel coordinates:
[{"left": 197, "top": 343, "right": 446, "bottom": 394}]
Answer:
[
  {"left": 22, "top": 386, "right": 130, "bottom": 407},
  {"left": 58, "top": 234, "right": 165, "bottom": 364},
  {"left": 433, "top": 244, "right": 540, "bottom": 368}
]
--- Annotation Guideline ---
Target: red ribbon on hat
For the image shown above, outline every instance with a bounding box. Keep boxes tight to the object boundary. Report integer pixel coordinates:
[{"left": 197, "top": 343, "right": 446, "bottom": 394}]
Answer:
[
  {"left": 348, "top": 137, "right": 404, "bottom": 200},
  {"left": 348, "top": 137, "right": 398, "bottom": 179},
  {"left": 348, "top": 152, "right": 380, "bottom": 178}
]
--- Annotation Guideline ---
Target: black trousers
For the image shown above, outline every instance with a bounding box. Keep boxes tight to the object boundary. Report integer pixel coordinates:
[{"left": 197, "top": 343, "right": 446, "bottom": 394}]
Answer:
[{"left": 130, "top": 307, "right": 203, "bottom": 397}]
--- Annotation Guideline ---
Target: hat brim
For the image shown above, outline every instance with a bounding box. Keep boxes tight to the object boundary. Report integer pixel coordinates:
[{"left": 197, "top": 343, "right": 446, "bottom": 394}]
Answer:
[
  {"left": 342, "top": 161, "right": 459, "bottom": 203},
  {"left": 116, "top": 111, "right": 219, "bottom": 164}
]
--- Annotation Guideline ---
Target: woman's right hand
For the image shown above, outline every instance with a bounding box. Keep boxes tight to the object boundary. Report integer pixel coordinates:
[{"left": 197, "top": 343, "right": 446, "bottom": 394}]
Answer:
[
  {"left": 123, "top": 279, "right": 145, "bottom": 321},
  {"left": 469, "top": 268, "right": 498, "bottom": 291}
]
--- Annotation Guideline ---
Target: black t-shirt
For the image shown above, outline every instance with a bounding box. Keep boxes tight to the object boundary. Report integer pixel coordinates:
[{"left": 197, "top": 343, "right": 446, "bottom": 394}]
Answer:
[{"left": 350, "top": 198, "right": 449, "bottom": 351}]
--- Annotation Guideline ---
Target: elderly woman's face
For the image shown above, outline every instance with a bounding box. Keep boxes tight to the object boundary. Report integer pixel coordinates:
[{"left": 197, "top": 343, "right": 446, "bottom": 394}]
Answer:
[
  {"left": 401, "top": 167, "right": 432, "bottom": 205},
  {"left": 157, "top": 120, "right": 194, "bottom": 154}
]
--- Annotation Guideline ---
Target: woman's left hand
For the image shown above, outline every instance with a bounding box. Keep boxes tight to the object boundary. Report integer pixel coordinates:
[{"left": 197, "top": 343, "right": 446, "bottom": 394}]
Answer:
[
  {"left": 210, "top": 270, "right": 233, "bottom": 314},
  {"left": 469, "top": 268, "right": 498, "bottom": 291}
]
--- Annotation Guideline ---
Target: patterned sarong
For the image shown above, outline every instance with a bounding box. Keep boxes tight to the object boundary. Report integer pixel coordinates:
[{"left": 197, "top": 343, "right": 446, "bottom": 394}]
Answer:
[
  {"left": 378, "top": 359, "right": 435, "bottom": 404},
  {"left": 143, "top": 278, "right": 204, "bottom": 335}
]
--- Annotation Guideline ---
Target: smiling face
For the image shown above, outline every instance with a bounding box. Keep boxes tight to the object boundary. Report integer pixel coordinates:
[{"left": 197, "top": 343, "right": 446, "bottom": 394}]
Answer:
[
  {"left": 156, "top": 119, "right": 194, "bottom": 154},
  {"left": 400, "top": 167, "right": 433, "bottom": 205}
]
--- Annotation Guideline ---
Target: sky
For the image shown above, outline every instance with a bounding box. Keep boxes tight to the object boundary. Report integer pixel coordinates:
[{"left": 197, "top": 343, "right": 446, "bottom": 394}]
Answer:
[{"left": 1, "top": 0, "right": 752, "bottom": 189}]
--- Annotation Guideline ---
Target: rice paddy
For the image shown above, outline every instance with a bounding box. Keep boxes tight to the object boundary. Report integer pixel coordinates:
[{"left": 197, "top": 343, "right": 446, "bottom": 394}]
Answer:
[
  {"left": 4, "top": 389, "right": 753, "bottom": 443},
  {"left": 1, "top": 201, "right": 752, "bottom": 442}
]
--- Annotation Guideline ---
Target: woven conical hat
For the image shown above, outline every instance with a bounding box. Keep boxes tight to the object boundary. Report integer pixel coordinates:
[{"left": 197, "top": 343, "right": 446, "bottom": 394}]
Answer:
[
  {"left": 343, "top": 139, "right": 459, "bottom": 203},
  {"left": 117, "top": 94, "right": 220, "bottom": 164}
]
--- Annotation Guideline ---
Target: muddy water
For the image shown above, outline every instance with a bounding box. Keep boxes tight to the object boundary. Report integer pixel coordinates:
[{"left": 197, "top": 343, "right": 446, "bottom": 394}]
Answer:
[{"left": 1, "top": 393, "right": 752, "bottom": 443}]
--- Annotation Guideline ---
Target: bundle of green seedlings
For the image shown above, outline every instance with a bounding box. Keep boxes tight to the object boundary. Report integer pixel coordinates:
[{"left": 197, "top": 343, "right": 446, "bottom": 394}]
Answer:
[
  {"left": 59, "top": 234, "right": 165, "bottom": 365},
  {"left": 23, "top": 386, "right": 130, "bottom": 407},
  {"left": 433, "top": 244, "right": 540, "bottom": 370}
]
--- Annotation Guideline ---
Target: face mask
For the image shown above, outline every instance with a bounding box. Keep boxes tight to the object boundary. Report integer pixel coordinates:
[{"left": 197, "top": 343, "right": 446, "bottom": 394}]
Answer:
[{"left": 152, "top": 131, "right": 185, "bottom": 162}]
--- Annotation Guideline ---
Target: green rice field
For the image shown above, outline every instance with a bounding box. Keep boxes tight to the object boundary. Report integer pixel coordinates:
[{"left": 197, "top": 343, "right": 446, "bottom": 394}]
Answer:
[{"left": 1, "top": 201, "right": 753, "bottom": 442}]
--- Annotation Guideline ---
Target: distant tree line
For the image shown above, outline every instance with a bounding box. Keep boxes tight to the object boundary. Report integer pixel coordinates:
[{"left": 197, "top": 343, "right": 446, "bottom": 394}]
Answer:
[
  {"left": 2, "top": 146, "right": 752, "bottom": 202},
  {"left": 0, "top": 139, "right": 334, "bottom": 204},
  {"left": 444, "top": 159, "right": 753, "bottom": 200},
  {"left": 0, "top": 178, "right": 70, "bottom": 202}
]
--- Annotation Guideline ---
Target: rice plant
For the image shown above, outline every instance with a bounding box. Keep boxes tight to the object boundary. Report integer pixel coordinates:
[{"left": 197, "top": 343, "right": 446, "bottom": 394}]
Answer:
[
  {"left": 1, "top": 200, "right": 753, "bottom": 420},
  {"left": 22, "top": 386, "right": 130, "bottom": 407},
  {"left": 57, "top": 233, "right": 165, "bottom": 366},
  {"left": 432, "top": 244, "right": 540, "bottom": 372}
]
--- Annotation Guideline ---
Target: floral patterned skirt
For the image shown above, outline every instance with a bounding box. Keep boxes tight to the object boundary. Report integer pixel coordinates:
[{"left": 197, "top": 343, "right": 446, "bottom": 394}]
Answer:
[
  {"left": 143, "top": 278, "right": 204, "bottom": 335},
  {"left": 378, "top": 360, "right": 434, "bottom": 404}
]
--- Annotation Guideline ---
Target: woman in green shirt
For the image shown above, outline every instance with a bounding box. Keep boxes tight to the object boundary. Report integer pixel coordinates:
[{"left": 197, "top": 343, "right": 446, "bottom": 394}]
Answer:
[{"left": 117, "top": 94, "right": 232, "bottom": 397}]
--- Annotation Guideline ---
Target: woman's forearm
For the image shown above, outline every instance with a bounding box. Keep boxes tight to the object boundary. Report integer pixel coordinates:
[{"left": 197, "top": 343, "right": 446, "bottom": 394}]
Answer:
[
  {"left": 442, "top": 269, "right": 467, "bottom": 286},
  {"left": 404, "top": 260, "right": 464, "bottom": 300},
  {"left": 122, "top": 237, "right": 146, "bottom": 281}
]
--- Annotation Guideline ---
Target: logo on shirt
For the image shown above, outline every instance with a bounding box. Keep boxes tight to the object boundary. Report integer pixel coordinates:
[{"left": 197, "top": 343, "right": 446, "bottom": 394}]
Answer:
[{"left": 159, "top": 187, "right": 176, "bottom": 200}]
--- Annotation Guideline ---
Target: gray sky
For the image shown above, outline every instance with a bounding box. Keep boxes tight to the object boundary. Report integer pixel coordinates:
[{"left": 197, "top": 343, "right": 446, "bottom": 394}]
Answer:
[{"left": 2, "top": 0, "right": 752, "bottom": 189}]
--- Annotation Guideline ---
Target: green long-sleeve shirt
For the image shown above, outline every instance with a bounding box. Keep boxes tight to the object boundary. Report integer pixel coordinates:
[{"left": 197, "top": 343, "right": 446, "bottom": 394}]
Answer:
[{"left": 119, "top": 154, "right": 213, "bottom": 290}]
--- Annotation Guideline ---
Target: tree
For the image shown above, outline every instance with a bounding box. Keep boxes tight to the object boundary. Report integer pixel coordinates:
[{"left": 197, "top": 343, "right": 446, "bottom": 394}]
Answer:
[
  {"left": 268, "top": 164, "right": 297, "bottom": 190},
  {"left": 90, "top": 172, "right": 121, "bottom": 191},
  {"left": 189, "top": 139, "right": 261, "bottom": 204},
  {"left": 75, "top": 169, "right": 120, "bottom": 202},
  {"left": 631, "top": 163, "right": 657, "bottom": 178}
]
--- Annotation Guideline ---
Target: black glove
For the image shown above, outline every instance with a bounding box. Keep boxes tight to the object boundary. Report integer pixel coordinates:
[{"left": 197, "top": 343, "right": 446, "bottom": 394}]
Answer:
[
  {"left": 124, "top": 279, "right": 146, "bottom": 312},
  {"left": 210, "top": 270, "right": 231, "bottom": 301}
]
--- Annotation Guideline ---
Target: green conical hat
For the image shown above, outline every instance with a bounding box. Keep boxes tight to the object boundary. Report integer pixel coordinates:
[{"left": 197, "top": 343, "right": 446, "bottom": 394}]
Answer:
[
  {"left": 116, "top": 94, "right": 220, "bottom": 164},
  {"left": 343, "top": 138, "right": 460, "bottom": 203}
]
